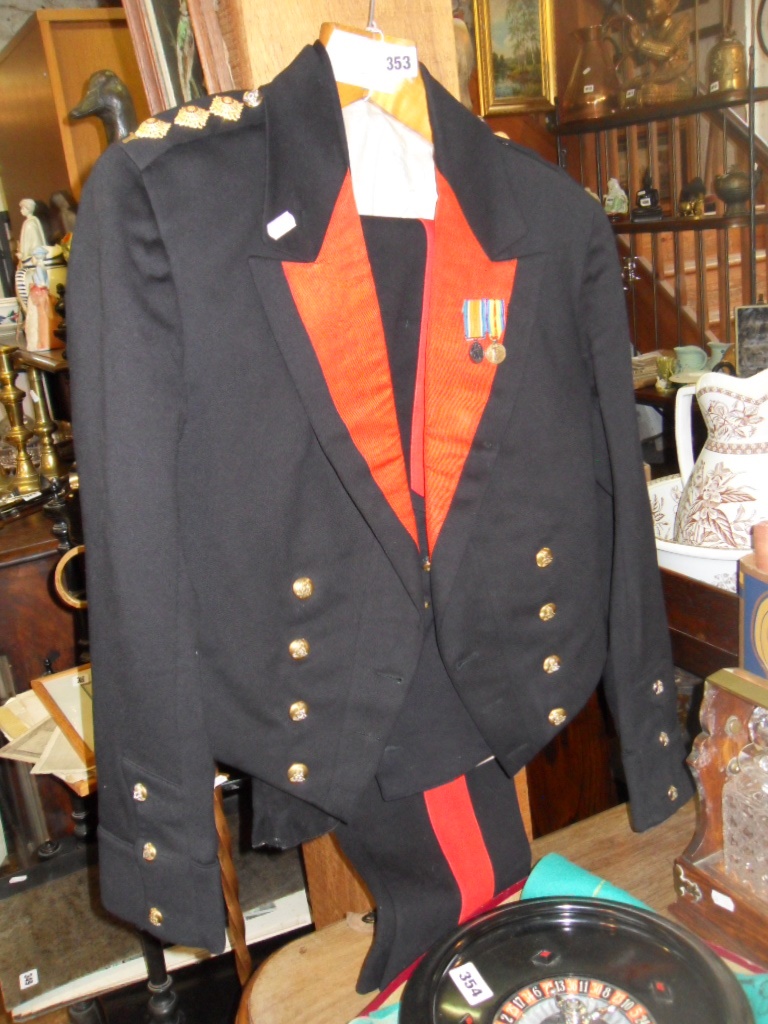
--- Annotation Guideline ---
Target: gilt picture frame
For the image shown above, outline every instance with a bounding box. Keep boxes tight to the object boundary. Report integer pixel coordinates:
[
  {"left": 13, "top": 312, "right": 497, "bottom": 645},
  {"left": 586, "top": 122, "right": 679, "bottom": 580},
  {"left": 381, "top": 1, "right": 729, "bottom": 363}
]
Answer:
[{"left": 474, "top": 0, "right": 556, "bottom": 116}]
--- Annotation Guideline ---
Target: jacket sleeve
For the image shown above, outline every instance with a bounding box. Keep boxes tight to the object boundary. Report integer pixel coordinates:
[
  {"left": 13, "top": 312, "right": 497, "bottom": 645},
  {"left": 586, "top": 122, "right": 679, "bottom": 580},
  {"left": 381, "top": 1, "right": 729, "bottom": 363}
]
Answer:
[
  {"left": 67, "top": 144, "right": 227, "bottom": 950},
  {"left": 579, "top": 205, "right": 694, "bottom": 831}
]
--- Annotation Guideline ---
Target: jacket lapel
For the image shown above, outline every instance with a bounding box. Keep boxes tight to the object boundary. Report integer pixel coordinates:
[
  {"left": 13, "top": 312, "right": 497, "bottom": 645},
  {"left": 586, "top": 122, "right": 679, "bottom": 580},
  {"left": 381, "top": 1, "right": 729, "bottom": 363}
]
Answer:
[
  {"left": 424, "top": 172, "right": 519, "bottom": 555},
  {"left": 248, "top": 44, "right": 551, "bottom": 608},
  {"left": 280, "top": 173, "right": 418, "bottom": 549}
]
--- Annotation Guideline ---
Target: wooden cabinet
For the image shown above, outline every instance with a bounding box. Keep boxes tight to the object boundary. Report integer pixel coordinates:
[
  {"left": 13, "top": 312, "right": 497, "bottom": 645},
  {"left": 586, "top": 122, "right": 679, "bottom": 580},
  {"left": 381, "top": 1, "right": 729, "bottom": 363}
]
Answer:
[
  {"left": 0, "top": 510, "right": 78, "bottom": 842},
  {"left": 0, "top": 9, "right": 149, "bottom": 241}
]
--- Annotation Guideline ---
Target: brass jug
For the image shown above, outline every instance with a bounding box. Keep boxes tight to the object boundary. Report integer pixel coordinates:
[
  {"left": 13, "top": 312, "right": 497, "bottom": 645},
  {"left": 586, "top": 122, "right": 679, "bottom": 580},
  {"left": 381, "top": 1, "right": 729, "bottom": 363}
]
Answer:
[
  {"left": 706, "top": 31, "right": 747, "bottom": 95},
  {"left": 561, "top": 25, "right": 621, "bottom": 121}
]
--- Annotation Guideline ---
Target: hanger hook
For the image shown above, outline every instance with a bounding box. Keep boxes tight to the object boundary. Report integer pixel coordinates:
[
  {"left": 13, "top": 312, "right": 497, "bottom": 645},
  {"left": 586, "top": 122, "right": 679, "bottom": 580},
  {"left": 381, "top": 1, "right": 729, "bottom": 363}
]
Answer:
[{"left": 366, "top": 0, "right": 377, "bottom": 31}]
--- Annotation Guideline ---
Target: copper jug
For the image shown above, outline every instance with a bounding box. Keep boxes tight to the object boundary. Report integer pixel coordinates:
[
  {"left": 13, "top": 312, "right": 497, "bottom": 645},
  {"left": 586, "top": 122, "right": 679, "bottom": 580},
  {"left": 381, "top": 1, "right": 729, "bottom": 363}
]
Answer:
[{"left": 561, "top": 25, "right": 621, "bottom": 121}]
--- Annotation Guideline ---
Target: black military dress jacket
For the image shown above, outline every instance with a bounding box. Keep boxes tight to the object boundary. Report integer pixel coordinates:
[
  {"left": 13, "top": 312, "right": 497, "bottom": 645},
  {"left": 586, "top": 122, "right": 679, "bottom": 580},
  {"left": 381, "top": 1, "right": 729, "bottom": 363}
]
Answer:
[{"left": 67, "top": 42, "right": 693, "bottom": 953}]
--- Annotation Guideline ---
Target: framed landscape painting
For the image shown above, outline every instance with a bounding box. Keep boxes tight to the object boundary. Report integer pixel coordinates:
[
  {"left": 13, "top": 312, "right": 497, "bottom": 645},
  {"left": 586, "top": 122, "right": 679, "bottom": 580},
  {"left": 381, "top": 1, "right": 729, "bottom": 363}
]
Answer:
[{"left": 474, "top": 0, "right": 556, "bottom": 116}]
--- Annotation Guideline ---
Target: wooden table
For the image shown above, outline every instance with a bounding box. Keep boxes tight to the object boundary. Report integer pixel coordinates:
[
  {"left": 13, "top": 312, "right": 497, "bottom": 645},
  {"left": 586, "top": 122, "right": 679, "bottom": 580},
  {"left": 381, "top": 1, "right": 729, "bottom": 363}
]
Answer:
[{"left": 238, "top": 801, "right": 697, "bottom": 1024}]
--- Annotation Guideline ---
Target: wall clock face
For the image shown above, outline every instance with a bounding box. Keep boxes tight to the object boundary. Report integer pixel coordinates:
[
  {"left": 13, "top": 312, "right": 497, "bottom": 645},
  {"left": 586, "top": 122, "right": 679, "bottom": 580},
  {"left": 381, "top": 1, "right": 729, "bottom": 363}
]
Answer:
[{"left": 399, "top": 899, "right": 753, "bottom": 1024}]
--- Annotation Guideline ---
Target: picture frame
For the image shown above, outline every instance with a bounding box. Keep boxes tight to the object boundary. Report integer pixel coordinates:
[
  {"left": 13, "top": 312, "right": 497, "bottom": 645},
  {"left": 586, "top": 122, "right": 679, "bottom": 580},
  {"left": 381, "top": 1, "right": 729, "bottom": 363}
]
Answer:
[
  {"left": 473, "top": 0, "right": 556, "bottom": 116},
  {"left": 31, "top": 665, "right": 94, "bottom": 768},
  {"left": 122, "top": 0, "right": 207, "bottom": 114},
  {"left": 735, "top": 304, "right": 768, "bottom": 378}
]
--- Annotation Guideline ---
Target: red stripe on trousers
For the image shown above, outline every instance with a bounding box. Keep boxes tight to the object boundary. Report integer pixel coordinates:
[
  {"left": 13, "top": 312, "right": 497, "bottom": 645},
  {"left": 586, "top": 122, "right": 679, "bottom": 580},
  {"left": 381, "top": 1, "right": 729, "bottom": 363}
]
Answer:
[{"left": 423, "top": 774, "right": 496, "bottom": 922}]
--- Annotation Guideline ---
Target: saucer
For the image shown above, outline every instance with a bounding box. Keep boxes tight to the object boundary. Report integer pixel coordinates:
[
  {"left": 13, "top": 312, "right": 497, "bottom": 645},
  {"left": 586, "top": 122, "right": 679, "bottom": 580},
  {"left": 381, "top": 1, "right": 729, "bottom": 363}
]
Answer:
[{"left": 670, "top": 370, "right": 706, "bottom": 385}]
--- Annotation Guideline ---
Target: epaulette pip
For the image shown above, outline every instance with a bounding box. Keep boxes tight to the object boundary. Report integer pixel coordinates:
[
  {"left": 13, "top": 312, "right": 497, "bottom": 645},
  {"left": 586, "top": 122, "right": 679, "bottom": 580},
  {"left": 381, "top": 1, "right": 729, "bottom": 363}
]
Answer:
[{"left": 122, "top": 88, "right": 263, "bottom": 145}]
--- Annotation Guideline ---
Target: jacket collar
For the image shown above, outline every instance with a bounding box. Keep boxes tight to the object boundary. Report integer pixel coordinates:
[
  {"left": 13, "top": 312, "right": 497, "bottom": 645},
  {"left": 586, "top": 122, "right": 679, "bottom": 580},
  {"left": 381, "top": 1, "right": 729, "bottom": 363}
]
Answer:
[{"left": 253, "top": 41, "right": 534, "bottom": 262}]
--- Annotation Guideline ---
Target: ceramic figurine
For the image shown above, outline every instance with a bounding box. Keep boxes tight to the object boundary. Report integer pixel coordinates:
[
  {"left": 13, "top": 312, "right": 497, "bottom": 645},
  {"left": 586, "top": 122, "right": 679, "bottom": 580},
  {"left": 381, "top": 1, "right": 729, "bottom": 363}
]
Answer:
[
  {"left": 17, "top": 199, "right": 47, "bottom": 262},
  {"left": 49, "top": 191, "right": 77, "bottom": 242},
  {"left": 603, "top": 178, "right": 629, "bottom": 219},
  {"left": 24, "top": 247, "right": 53, "bottom": 351}
]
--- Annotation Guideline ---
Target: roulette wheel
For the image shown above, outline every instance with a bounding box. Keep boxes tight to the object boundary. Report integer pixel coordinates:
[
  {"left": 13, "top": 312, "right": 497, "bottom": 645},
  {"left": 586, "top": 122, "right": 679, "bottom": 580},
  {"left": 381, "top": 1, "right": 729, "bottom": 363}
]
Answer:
[{"left": 399, "top": 898, "right": 753, "bottom": 1024}]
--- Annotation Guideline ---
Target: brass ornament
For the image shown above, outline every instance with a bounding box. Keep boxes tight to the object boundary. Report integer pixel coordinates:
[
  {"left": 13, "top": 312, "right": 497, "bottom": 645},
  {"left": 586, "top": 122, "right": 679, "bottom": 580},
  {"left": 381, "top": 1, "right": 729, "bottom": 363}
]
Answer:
[
  {"left": 0, "top": 347, "right": 39, "bottom": 494},
  {"left": 243, "top": 89, "right": 263, "bottom": 108},
  {"left": 135, "top": 117, "right": 171, "bottom": 140},
  {"left": 174, "top": 105, "right": 211, "bottom": 130},
  {"left": 211, "top": 95, "right": 244, "bottom": 121},
  {"left": 707, "top": 32, "right": 747, "bottom": 95},
  {"left": 485, "top": 343, "right": 507, "bottom": 365}
]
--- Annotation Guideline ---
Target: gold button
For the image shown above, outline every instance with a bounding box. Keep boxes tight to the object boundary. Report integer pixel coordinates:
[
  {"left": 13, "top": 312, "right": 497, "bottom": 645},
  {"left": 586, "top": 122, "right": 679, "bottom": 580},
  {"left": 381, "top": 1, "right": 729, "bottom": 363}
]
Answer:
[
  {"left": 668, "top": 785, "right": 678, "bottom": 801},
  {"left": 422, "top": 558, "right": 432, "bottom": 572},
  {"left": 148, "top": 907, "right": 163, "bottom": 927},
  {"left": 424, "top": 600, "right": 430, "bottom": 609},
  {"left": 143, "top": 842, "right": 158, "bottom": 862},
  {"left": 543, "top": 655, "right": 561, "bottom": 674},
  {"left": 539, "top": 603, "right": 557, "bottom": 621},
  {"left": 133, "top": 782, "right": 148, "bottom": 802},
  {"left": 536, "top": 547, "right": 553, "bottom": 568},
  {"left": 659, "top": 731, "right": 670, "bottom": 747},
  {"left": 288, "top": 763, "right": 309, "bottom": 783},
  {"left": 292, "top": 577, "right": 314, "bottom": 600},
  {"left": 289, "top": 638, "right": 310, "bottom": 660},
  {"left": 548, "top": 708, "right": 567, "bottom": 727},
  {"left": 653, "top": 679, "right": 665, "bottom": 695},
  {"left": 289, "top": 701, "right": 308, "bottom": 722}
]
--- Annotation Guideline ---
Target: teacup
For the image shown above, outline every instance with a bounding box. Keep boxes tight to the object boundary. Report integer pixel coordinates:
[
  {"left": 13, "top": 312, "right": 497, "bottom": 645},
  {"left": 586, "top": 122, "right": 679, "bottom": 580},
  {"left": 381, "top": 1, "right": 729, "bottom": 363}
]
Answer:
[{"left": 674, "top": 345, "right": 707, "bottom": 373}]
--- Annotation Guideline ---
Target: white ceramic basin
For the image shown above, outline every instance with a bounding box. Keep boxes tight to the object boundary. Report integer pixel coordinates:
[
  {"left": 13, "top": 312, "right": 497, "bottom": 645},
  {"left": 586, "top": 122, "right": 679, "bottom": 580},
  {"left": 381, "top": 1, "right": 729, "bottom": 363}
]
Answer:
[{"left": 648, "top": 474, "right": 748, "bottom": 592}]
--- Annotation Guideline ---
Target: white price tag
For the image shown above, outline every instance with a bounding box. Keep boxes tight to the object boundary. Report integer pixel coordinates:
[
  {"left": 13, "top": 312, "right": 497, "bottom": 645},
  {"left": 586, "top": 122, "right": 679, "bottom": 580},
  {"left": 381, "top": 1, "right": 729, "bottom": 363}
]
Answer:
[
  {"left": 19, "top": 968, "right": 39, "bottom": 991},
  {"left": 710, "top": 81, "right": 720, "bottom": 92},
  {"left": 711, "top": 889, "right": 735, "bottom": 912},
  {"left": 448, "top": 961, "right": 494, "bottom": 1006},
  {"left": 584, "top": 84, "right": 595, "bottom": 94},
  {"left": 325, "top": 32, "right": 418, "bottom": 95}
]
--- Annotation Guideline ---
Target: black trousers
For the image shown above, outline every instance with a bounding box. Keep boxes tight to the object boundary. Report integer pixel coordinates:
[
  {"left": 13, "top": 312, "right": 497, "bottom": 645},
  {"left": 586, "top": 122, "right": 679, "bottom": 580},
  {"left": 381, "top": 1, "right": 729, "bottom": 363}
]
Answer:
[{"left": 335, "top": 757, "right": 531, "bottom": 992}]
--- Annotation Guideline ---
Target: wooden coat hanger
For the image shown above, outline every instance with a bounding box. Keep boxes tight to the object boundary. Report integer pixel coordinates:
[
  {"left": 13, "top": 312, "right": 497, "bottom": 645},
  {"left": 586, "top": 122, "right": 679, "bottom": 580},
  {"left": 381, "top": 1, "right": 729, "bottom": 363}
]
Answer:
[{"left": 319, "top": 3, "right": 432, "bottom": 144}]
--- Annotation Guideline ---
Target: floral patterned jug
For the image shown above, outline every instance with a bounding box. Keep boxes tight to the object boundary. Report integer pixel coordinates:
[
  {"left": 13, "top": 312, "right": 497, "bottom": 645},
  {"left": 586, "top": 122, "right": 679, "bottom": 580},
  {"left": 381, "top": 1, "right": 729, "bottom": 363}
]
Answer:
[{"left": 674, "top": 367, "right": 768, "bottom": 548}]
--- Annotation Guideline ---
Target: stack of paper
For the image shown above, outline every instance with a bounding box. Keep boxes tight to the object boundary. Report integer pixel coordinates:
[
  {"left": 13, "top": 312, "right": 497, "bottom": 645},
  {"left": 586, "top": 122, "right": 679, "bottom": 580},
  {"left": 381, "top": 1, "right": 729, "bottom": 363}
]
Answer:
[{"left": 0, "top": 686, "right": 94, "bottom": 795}]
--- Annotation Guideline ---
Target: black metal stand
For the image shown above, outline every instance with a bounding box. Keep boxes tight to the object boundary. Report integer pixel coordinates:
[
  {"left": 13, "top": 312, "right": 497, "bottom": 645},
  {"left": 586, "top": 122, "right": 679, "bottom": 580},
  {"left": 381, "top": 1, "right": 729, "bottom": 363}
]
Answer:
[
  {"left": 68, "top": 999, "right": 107, "bottom": 1024},
  {"left": 140, "top": 932, "right": 185, "bottom": 1024}
]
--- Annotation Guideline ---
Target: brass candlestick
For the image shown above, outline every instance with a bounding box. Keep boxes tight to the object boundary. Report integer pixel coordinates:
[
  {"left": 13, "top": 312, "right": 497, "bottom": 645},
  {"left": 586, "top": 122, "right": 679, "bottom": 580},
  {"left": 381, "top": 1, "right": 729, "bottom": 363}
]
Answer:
[
  {"left": 0, "top": 346, "right": 39, "bottom": 494},
  {"left": 24, "top": 361, "right": 63, "bottom": 481}
]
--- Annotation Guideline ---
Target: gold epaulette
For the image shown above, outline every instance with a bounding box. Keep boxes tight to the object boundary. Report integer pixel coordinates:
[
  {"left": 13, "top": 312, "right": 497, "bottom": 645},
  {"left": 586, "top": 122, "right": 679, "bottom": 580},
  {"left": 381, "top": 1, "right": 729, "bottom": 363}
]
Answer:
[{"left": 124, "top": 89, "right": 262, "bottom": 144}]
